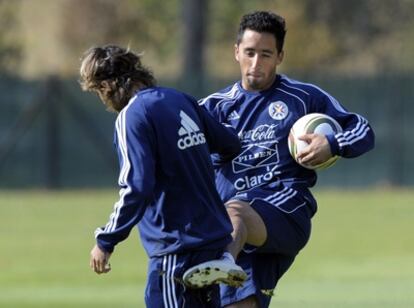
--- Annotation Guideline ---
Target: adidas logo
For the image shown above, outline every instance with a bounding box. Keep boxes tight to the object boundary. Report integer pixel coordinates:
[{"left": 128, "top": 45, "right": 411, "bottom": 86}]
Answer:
[
  {"left": 227, "top": 110, "right": 240, "bottom": 121},
  {"left": 177, "top": 111, "right": 206, "bottom": 150}
]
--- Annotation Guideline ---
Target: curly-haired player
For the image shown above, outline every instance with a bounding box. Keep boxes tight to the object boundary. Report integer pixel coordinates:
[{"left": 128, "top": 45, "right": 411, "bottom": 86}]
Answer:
[{"left": 80, "top": 45, "right": 247, "bottom": 307}]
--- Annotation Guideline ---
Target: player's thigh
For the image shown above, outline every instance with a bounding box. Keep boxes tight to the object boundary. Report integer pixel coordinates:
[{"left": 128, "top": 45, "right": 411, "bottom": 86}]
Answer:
[
  {"left": 220, "top": 252, "right": 296, "bottom": 307},
  {"left": 225, "top": 200, "right": 267, "bottom": 247},
  {"left": 251, "top": 197, "right": 312, "bottom": 255}
]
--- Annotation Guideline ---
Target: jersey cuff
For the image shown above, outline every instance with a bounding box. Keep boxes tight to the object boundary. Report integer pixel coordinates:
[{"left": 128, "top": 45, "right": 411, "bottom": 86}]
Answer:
[
  {"left": 97, "top": 238, "right": 115, "bottom": 253},
  {"left": 326, "top": 134, "right": 340, "bottom": 156}
]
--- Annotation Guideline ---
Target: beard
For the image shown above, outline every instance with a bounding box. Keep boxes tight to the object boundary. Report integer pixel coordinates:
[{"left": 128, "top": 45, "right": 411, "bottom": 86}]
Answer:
[
  {"left": 246, "top": 75, "right": 272, "bottom": 91},
  {"left": 247, "top": 79, "right": 262, "bottom": 90}
]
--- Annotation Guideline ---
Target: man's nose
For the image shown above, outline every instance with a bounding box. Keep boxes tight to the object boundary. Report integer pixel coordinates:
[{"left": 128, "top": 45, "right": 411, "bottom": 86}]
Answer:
[{"left": 251, "top": 54, "right": 260, "bottom": 69}]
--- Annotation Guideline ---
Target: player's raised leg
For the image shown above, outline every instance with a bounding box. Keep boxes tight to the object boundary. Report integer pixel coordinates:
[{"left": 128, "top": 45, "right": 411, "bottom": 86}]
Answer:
[
  {"left": 183, "top": 254, "right": 247, "bottom": 288},
  {"left": 183, "top": 200, "right": 265, "bottom": 289}
]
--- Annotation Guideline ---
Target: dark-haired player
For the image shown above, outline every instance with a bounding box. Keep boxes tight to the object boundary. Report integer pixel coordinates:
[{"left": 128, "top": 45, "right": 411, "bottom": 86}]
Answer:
[{"left": 187, "top": 11, "right": 375, "bottom": 307}]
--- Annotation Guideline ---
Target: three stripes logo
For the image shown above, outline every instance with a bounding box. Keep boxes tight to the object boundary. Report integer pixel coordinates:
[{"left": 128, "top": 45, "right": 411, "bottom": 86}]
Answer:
[
  {"left": 227, "top": 110, "right": 240, "bottom": 121},
  {"left": 177, "top": 111, "right": 206, "bottom": 150}
]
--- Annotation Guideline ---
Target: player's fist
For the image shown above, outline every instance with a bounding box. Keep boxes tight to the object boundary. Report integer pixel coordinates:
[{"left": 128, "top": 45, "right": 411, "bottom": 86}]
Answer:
[{"left": 90, "top": 244, "right": 112, "bottom": 274}]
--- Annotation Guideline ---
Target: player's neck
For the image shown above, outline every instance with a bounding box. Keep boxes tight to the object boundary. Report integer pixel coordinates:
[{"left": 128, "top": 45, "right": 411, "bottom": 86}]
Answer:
[{"left": 132, "top": 82, "right": 147, "bottom": 93}]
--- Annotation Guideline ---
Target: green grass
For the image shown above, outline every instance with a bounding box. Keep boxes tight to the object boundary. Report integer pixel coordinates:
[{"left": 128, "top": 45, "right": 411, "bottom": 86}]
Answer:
[{"left": 0, "top": 189, "right": 413, "bottom": 307}]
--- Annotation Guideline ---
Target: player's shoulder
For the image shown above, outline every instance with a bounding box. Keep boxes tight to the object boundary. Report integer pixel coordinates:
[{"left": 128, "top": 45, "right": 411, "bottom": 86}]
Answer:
[
  {"left": 129, "top": 86, "right": 195, "bottom": 109},
  {"left": 198, "top": 82, "right": 240, "bottom": 109},
  {"left": 116, "top": 94, "right": 144, "bottom": 128},
  {"left": 117, "top": 88, "right": 160, "bottom": 124},
  {"left": 138, "top": 86, "right": 193, "bottom": 102},
  {"left": 279, "top": 74, "right": 327, "bottom": 98}
]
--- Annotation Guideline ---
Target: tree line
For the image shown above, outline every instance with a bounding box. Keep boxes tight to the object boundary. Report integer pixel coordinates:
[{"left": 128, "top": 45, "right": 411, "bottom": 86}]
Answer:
[{"left": 0, "top": 0, "right": 413, "bottom": 79}]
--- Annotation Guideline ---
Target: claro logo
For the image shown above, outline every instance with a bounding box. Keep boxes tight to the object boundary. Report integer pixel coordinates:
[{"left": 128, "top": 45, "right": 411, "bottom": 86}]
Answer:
[{"left": 177, "top": 111, "right": 206, "bottom": 150}]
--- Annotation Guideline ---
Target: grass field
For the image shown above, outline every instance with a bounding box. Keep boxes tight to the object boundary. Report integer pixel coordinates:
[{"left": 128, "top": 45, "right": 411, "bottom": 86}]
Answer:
[{"left": 0, "top": 189, "right": 413, "bottom": 307}]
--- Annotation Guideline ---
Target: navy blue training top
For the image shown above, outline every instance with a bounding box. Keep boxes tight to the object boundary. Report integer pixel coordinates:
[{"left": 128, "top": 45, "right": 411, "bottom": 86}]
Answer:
[
  {"left": 200, "top": 74, "right": 375, "bottom": 213},
  {"left": 95, "top": 87, "right": 241, "bottom": 257}
]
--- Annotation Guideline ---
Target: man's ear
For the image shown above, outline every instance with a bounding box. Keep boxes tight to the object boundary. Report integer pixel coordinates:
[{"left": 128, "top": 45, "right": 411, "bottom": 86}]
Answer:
[
  {"left": 277, "top": 50, "right": 284, "bottom": 65},
  {"left": 234, "top": 44, "right": 240, "bottom": 62}
]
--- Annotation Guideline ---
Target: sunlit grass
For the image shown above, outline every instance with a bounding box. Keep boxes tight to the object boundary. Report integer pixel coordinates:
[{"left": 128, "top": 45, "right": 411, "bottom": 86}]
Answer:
[{"left": 0, "top": 189, "right": 413, "bottom": 307}]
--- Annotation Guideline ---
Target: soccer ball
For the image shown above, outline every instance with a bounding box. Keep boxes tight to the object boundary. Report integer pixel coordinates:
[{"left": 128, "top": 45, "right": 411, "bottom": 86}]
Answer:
[{"left": 288, "top": 113, "right": 343, "bottom": 170}]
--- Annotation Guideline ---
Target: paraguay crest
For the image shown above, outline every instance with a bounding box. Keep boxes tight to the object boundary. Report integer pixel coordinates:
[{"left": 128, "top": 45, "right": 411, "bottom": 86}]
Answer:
[{"left": 268, "top": 101, "right": 288, "bottom": 120}]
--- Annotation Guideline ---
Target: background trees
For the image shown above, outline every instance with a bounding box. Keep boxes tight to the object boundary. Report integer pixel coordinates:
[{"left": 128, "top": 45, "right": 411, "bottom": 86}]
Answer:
[{"left": 0, "top": 0, "right": 413, "bottom": 79}]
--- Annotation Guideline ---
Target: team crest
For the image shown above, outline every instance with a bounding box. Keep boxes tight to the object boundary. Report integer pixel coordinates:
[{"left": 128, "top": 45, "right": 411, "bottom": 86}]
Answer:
[{"left": 268, "top": 101, "right": 288, "bottom": 120}]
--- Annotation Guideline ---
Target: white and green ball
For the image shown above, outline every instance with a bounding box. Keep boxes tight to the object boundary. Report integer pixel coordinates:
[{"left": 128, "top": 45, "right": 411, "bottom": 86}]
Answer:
[{"left": 288, "top": 113, "right": 343, "bottom": 170}]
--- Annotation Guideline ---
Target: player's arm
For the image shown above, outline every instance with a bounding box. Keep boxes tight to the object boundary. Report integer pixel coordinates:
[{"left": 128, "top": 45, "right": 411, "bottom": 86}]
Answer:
[
  {"left": 306, "top": 91, "right": 375, "bottom": 159},
  {"left": 298, "top": 92, "right": 375, "bottom": 166},
  {"left": 197, "top": 97, "right": 242, "bottom": 167},
  {"left": 327, "top": 112, "right": 375, "bottom": 158},
  {"left": 195, "top": 100, "right": 241, "bottom": 161},
  {"left": 92, "top": 103, "right": 156, "bottom": 272}
]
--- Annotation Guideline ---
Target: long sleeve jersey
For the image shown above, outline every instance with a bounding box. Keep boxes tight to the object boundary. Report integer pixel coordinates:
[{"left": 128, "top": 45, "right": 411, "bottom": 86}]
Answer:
[
  {"left": 95, "top": 87, "right": 241, "bottom": 257},
  {"left": 200, "top": 75, "right": 375, "bottom": 212}
]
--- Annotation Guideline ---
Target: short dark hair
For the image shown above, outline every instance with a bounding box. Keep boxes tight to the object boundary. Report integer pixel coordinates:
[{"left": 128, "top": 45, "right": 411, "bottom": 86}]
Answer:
[
  {"left": 79, "top": 45, "right": 156, "bottom": 112},
  {"left": 237, "top": 11, "right": 286, "bottom": 53}
]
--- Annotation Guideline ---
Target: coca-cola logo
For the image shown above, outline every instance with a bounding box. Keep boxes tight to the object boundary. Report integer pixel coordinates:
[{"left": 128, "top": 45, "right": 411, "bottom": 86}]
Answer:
[{"left": 238, "top": 124, "right": 278, "bottom": 143}]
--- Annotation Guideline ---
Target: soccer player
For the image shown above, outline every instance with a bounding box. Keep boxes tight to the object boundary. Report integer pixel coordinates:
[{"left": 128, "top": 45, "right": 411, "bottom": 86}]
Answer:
[
  {"left": 79, "top": 45, "right": 247, "bottom": 307},
  {"left": 185, "top": 11, "right": 375, "bottom": 307}
]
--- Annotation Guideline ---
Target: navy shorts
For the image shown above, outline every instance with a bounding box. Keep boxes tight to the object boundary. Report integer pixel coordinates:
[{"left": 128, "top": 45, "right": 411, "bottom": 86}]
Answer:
[
  {"left": 145, "top": 250, "right": 224, "bottom": 308},
  {"left": 222, "top": 186, "right": 313, "bottom": 307}
]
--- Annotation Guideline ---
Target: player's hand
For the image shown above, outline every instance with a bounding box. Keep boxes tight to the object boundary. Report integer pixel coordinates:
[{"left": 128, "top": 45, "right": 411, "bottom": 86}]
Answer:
[
  {"left": 296, "top": 134, "right": 332, "bottom": 167},
  {"left": 90, "top": 244, "right": 112, "bottom": 274}
]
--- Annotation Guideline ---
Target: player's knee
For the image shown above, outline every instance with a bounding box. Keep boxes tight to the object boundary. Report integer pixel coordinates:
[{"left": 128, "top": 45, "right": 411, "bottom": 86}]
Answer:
[
  {"left": 226, "top": 201, "right": 267, "bottom": 246},
  {"left": 225, "top": 201, "right": 248, "bottom": 220}
]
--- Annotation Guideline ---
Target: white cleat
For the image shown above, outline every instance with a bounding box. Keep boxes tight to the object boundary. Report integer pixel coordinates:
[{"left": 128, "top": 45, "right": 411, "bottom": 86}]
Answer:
[{"left": 183, "top": 259, "right": 247, "bottom": 289}]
